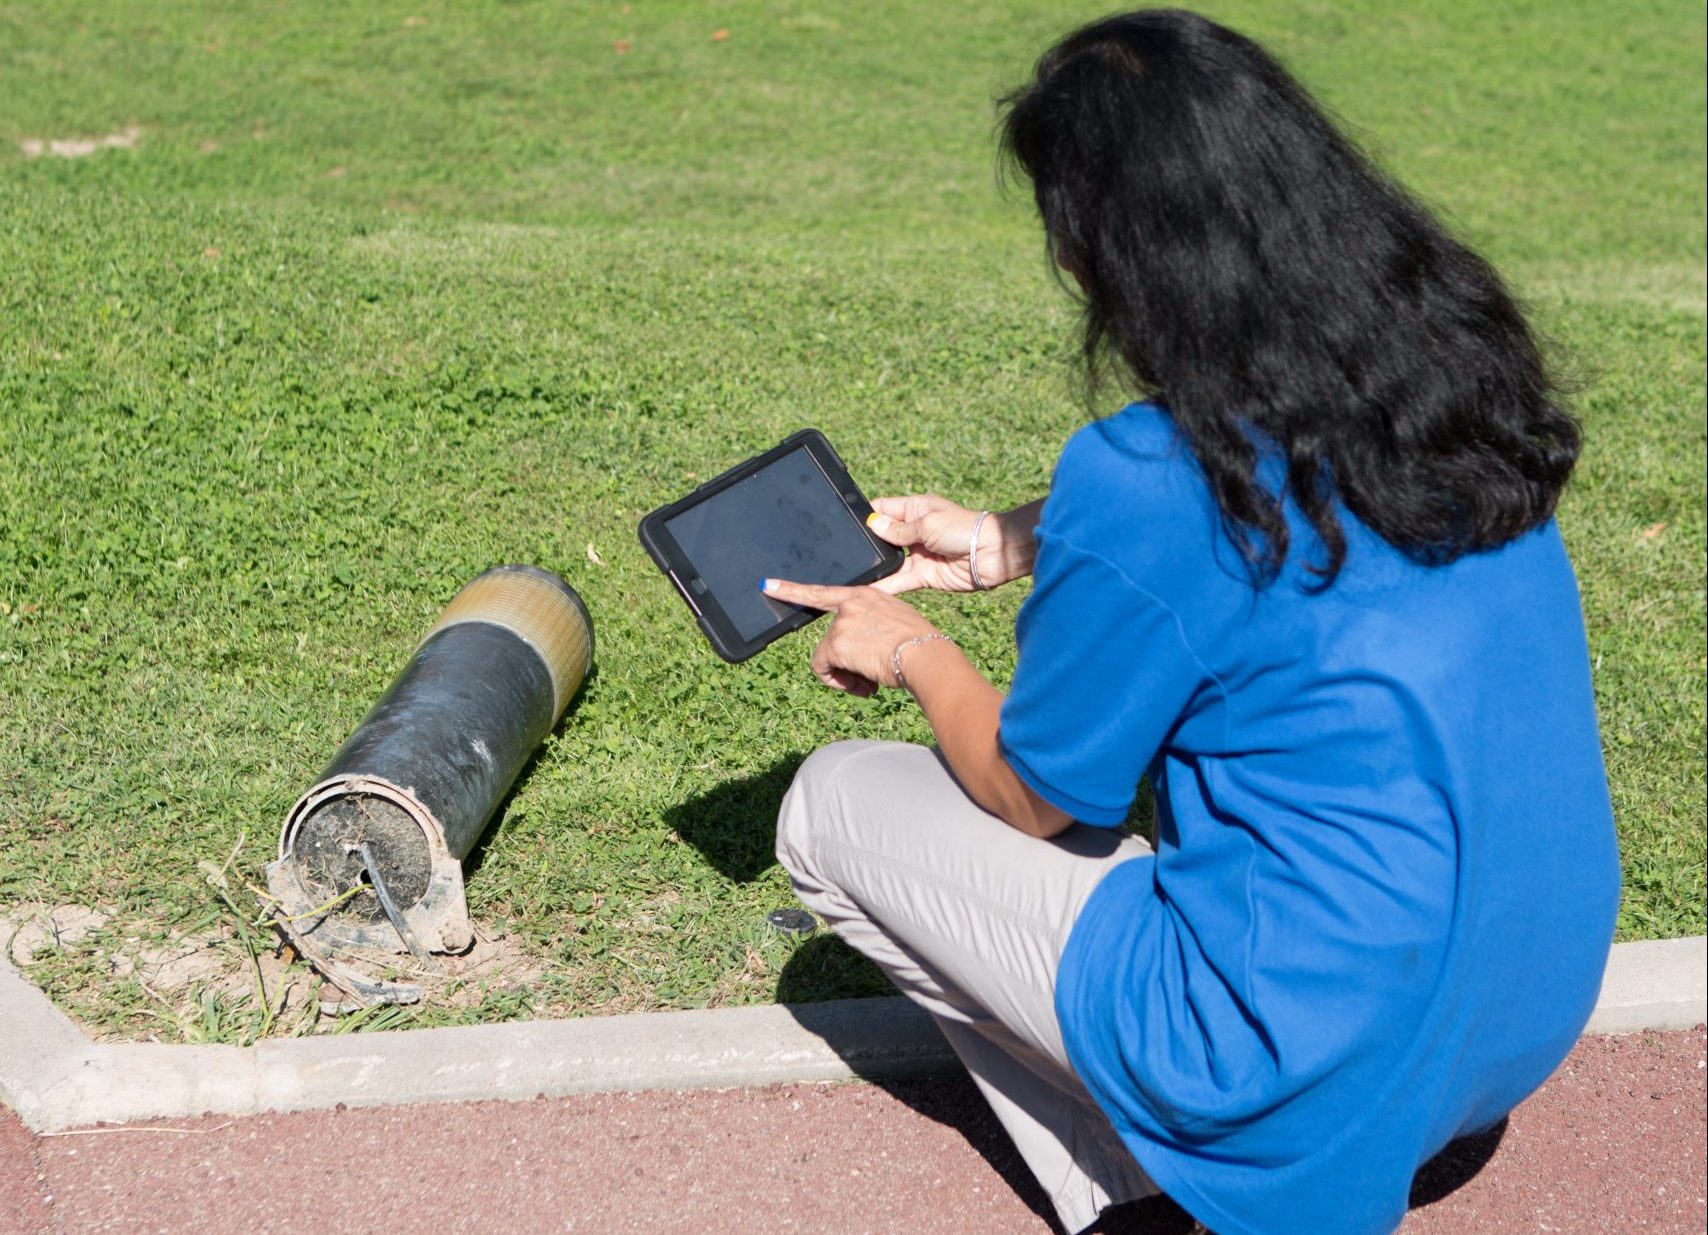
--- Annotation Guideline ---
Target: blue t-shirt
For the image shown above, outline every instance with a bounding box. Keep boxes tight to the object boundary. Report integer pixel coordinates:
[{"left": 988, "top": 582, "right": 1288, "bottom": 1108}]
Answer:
[{"left": 999, "top": 404, "right": 1620, "bottom": 1235}]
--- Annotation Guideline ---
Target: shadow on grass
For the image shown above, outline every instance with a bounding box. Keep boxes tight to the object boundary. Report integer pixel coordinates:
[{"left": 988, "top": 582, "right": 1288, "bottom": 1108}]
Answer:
[
  {"left": 663, "top": 754, "right": 807, "bottom": 884},
  {"left": 775, "top": 931, "right": 893, "bottom": 1003}
]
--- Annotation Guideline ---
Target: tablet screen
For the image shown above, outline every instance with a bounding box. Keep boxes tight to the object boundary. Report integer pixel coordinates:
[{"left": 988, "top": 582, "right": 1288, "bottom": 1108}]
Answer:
[{"left": 664, "top": 446, "right": 884, "bottom": 642}]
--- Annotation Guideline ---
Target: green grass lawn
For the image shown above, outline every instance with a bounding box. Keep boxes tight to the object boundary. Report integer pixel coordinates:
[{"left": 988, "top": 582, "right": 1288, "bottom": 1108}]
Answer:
[{"left": 2, "top": 1, "right": 1703, "bottom": 1041}]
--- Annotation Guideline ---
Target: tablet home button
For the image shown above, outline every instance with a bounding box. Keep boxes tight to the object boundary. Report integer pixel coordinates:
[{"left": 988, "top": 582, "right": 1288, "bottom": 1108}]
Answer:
[{"left": 689, "top": 577, "right": 708, "bottom": 595}]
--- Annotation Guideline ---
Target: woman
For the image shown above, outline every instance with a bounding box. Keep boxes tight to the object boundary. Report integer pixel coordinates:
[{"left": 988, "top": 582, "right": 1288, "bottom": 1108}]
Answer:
[{"left": 765, "top": 10, "right": 1620, "bottom": 1234}]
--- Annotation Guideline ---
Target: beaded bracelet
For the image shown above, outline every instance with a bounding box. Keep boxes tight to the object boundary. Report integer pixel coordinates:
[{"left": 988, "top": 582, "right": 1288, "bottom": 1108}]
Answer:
[{"left": 891, "top": 632, "right": 952, "bottom": 690}]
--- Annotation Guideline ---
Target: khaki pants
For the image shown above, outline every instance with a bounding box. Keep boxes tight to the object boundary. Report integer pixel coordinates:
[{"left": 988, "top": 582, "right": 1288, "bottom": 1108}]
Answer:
[{"left": 775, "top": 740, "right": 1161, "bottom": 1234}]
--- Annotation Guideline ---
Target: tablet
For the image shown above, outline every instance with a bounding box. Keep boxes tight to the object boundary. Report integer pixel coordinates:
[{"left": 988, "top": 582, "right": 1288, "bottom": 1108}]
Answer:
[{"left": 638, "top": 429, "right": 904, "bottom": 662}]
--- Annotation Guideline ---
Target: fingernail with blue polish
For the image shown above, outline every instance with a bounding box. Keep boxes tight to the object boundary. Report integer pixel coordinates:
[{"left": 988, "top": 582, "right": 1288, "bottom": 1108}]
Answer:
[{"left": 760, "top": 578, "right": 775, "bottom": 593}]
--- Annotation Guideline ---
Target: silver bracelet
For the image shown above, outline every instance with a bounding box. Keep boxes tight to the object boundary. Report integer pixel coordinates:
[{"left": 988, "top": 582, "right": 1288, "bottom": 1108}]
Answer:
[
  {"left": 967, "top": 509, "right": 994, "bottom": 591},
  {"left": 891, "top": 632, "right": 952, "bottom": 690}
]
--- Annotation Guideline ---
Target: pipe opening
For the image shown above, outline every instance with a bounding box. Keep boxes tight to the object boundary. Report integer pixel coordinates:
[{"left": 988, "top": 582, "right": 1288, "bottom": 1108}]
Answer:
[{"left": 294, "top": 792, "right": 432, "bottom": 923}]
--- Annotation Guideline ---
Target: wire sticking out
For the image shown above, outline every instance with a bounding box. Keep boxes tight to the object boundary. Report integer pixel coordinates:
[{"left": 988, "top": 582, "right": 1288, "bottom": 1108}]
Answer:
[
  {"left": 269, "top": 908, "right": 423, "bottom": 1007},
  {"left": 357, "top": 841, "right": 441, "bottom": 972}
]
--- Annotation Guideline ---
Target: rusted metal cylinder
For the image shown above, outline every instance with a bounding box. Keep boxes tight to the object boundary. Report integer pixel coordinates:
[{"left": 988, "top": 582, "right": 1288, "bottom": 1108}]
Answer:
[{"left": 267, "top": 566, "right": 592, "bottom": 958}]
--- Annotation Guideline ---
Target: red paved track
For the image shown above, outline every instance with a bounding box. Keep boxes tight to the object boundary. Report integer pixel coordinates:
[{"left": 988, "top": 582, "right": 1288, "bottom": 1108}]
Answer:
[{"left": 3, "top": 1029, "right": 1701, "bottom": 1234}]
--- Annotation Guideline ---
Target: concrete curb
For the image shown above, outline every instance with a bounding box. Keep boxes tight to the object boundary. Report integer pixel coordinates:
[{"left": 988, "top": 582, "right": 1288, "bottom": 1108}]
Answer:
[
  {"left": 3, "top": 936, "right": 1702, "bottom": 1135},
  {"left": 1580, "top": 935, "right": 1707, "bottom": 1034}
]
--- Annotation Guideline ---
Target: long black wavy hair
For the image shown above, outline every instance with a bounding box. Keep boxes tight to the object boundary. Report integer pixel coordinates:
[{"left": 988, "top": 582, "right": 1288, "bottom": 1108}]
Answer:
[{"left": 1000, "top": 9, "right": 1580, "bottom": 583}]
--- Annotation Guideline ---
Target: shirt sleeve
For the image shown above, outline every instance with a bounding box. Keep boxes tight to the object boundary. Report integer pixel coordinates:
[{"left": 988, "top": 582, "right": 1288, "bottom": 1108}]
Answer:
[{"left": 999, "top": 535, "right": 1210, "bottom": 826}]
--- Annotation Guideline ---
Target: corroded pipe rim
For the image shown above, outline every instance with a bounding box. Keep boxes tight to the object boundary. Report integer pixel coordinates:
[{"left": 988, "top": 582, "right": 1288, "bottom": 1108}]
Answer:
[
  {"left": 278, "top": 773, "right": 452, "bottom": 868},
  {"left": 273, "top": 774, "right": 473, "bottom": 954}
]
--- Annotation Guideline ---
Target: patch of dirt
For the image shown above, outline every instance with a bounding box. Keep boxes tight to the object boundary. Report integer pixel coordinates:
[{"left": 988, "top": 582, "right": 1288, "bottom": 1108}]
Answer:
[
  {"left": 19, "top": 125, "right": 140, "bottom": 160},
  {"left": 307, "top": 921, "right": 553, "bottom": 1014},
  {"left": 2, "top": 903, "right": 553, "bottom": 1041},
  {"left": 4, "top": 904, "right": 110, "bottom": 964},
  {"left": 440, "top": 925, "right": 553, "bottom": 1005},
  {"left": 111, "top": 933, "right": 234, "bottom": 990}
]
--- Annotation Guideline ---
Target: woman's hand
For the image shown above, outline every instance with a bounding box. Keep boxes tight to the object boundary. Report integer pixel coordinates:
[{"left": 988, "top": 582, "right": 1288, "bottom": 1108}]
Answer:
[
  {"left": 761, "top": 579, "right": 938, "bottom": 697},
  {"left": 867, "top": 495, "right": 1044, "bottom": 595},
  {"left": 768, "top": 575, "right": 1072, "bottom": 838}
]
